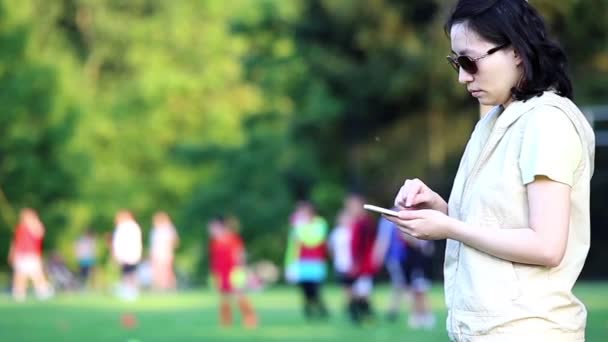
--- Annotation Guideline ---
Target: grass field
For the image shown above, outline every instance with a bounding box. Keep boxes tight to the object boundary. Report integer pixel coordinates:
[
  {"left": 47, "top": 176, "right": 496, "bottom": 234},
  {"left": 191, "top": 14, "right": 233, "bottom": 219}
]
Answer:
[{"left": 1, "top": 283, "right": 607, "bottom": 341}]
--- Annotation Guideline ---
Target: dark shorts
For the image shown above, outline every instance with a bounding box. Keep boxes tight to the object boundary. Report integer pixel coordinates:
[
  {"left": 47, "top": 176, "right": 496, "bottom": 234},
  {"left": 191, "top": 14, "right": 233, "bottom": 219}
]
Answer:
[
  {"left": 387, "top": 248, "right": 432, "bottom": 292},
  {"left": 79, "top": 264, "right": 93, "bottom": 279},
  {"left": 298, "top": 281, "right": 321, "bottom": 299},
  {"left": 121, "top": 263, "right": 138, "bottom": 276}
]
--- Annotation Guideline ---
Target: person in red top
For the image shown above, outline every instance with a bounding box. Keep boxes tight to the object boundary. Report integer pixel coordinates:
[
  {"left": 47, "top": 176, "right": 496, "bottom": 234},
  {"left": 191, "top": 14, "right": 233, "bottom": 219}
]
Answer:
[
  {"left": 345, "top": 193, "right": 379, "bottom": 323},
  {"left": 8, "top": 208, "right": 53, "bottom": 301},
  {"left": 208, "top": 216, "right": 257, "bottom": 328}
]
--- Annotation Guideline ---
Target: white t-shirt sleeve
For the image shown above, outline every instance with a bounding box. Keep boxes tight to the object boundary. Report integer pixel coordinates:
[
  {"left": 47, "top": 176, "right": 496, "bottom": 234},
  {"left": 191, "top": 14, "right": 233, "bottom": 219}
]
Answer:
[
  {"left": 519, "top": 106, "right": 582, "bottom": 186},
  {"left": 328, "top": 229, "right": 337, "bottom": 252}
]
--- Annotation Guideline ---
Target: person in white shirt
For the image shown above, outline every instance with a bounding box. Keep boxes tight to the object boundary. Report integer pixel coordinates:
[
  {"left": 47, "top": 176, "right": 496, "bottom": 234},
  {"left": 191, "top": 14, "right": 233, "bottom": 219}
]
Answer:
[
  {"left": 327, "top": 210, "right": 354, "bottom": 311},
  {"left": 112, "top": 210, "right": 142, "bottom": 300}
]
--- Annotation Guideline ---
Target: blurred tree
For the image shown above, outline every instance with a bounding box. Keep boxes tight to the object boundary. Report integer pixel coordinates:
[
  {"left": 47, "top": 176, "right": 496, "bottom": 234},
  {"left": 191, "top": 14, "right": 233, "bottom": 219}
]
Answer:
[
  {"left": 286, "top": 0, "right": 475, "bottom": 204},
  {"left": 0, "top": 0, "right": 79, "bottom": 261},
  {"left": 58, "top": 0, "right": 265, "bottom": 225}
]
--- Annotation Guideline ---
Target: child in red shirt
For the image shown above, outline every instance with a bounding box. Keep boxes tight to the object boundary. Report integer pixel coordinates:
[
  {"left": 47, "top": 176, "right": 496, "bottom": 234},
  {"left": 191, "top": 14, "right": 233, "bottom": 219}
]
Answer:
[
  {"left": 8, "top": 208, "right": 54, "bottom": 301},
  {"left": 208, "top": 216, "right": 257, "bottom": 328}
]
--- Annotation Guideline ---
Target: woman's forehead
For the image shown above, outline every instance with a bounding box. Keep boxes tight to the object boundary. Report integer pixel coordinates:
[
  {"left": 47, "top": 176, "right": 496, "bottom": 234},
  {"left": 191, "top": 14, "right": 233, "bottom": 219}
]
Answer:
[{"left": 450, "top": 23, "right": 490, "bottom": 54}]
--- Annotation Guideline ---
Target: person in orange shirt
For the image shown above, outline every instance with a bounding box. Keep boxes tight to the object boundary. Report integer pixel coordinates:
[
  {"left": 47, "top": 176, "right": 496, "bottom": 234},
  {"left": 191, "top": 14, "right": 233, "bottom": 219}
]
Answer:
[
  {"left": 8, "top": 208, "right": 53, "bottom": 301},
  {"left": 208, "top": 216, "right": 257, "bottom": 328}
]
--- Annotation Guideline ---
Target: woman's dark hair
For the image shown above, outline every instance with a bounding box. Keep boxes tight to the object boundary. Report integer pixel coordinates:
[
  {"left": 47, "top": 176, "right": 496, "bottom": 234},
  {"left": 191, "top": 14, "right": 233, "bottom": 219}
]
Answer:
[{"left": 445, "top": 0, "right": 573, "bottom": 101}]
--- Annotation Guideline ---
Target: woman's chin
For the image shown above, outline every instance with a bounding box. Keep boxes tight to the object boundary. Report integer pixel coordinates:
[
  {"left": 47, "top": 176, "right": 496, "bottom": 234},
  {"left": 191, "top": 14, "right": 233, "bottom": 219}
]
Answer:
[{"left": 477, "top": 97, "right": 497, "bottom": 107}]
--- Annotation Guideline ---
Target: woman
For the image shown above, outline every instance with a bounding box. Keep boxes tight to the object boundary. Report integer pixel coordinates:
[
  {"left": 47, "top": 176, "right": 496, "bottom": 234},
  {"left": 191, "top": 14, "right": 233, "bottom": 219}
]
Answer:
[{"left": 386, "top": 0, "right": 595, "bottom": 340}]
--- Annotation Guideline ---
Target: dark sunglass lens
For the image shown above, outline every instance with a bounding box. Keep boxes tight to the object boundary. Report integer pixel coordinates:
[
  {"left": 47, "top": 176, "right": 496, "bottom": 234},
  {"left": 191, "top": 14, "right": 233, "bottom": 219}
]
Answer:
[{"left": 457, "top": 56, "right": 478, "bottom": 74}]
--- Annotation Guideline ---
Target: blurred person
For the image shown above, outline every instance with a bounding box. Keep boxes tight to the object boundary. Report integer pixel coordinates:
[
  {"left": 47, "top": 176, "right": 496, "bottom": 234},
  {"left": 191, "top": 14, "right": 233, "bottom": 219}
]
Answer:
[
  {"left": 250, "top": 260, "right": 280, "bottom": 288},
  {"left": 387, "top": 0, "right": 595, "bottom": 340},
  {"left": 224, "top": 216, "right": 265, "bottom": 292},
  {"left": 150, "top": 211, "right": 179, "bottom": 291},
  {"left": 345, "top": 193, "right": 379, "bottom": 324},
  {"left": 112, "top": 210, "right": 142, "bottom": 301},
  {"left": 47, "top": 251, "right": 79, "bottom": 292},
  {"left": 374, "top": 215, "right": 436, "bottom": 329},
  {"left": 403, "top": 239, "right": 436, "bottom": 329},
  {"left": 137, "top": 258, "right": 153, "bottom": 290},
  {"left": 372, "top": 214, "right": 408, "bottom": 322},
  {"left": 284, "top": 201, "right": 329, "bottom": 320},
  {"left": 327, "top": 210, "right": 354, "bottom": 313},
  {"left": 7, "top": 208, "right": 54, "bottom": 301},
  {"left": 74, "top": 229, "right": 97, "bottom": 288},
  {"left": 208, "top": 216, "right": 257, "bottom": 328}
]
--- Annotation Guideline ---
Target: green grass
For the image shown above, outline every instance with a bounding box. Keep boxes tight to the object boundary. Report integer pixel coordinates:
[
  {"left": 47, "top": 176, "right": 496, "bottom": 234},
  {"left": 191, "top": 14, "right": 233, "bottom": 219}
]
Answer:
[{"left": 1, "top": 283, "right": 607, "bottom": 341}]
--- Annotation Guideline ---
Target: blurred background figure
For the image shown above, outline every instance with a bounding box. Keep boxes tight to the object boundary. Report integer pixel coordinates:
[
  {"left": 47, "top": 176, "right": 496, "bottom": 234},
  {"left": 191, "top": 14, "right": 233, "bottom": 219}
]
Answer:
[
  {"left": 373, "top": 213, "right": 436, "bottom": 329},
  {"left": 74, "top": 229, "right": 97, "bottom": 289},
  {"left": 284, "top": 201, "right": 329, "bottom": 321},
  {"left": 345, "top": 194, "right": 378, "bottom": 324},
  {"left": 402, "top": 238, "right": 435, "bottom": 329},
  {"left": 136, "top": 258, "right": 153, "bottom": 290},
  {"left": 47, "top": 251, "right": 79, "bottom": 292},
  {"left": 7, "top": 208, "right": 53, "bottom": 301},
  {"left": 208, "top": 216, "right": 257, "bottom": 328},
  {"left": 373, "top": 214, "right": 408, "bottom": 323},
  {"left": 328, "top": 209, "right": 354, "bottom": 315},
  {"left": 224, "top": 216, "right": 266, "bottom": 291},
  {"left": 249, "top": 260, "right": 280, "bottom": 290},
  {"left": 112, "top": 210, "right": 142, "bottom": 301},
  {"left": 150, "top": 211, "right": 179, "bottom": 291}
]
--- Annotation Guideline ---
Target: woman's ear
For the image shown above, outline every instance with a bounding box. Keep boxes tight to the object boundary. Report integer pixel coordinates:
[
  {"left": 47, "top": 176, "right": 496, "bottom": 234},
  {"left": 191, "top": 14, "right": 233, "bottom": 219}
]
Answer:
[{"left": 513, "top": 49, "right": 523, "bottom": 66}]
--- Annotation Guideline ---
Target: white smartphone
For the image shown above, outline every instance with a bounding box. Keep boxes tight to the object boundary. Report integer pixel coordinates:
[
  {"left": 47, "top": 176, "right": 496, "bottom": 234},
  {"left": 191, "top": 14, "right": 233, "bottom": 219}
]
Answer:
[{"left": 363, "top": 204, "right": 400, "bottom": 217}]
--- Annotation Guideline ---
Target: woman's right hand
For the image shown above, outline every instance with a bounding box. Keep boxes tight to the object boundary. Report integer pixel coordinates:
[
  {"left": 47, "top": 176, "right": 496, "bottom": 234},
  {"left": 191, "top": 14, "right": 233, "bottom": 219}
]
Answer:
[{"left": 394, "top": 178, "right": 448, "bottom": 214}]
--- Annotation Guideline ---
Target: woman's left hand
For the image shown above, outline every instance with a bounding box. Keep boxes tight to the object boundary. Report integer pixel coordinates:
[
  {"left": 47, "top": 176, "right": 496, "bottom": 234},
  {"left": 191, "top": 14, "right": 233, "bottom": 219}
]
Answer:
[{"left": 384, "top": 209, "right": 455, "bottom": 240}]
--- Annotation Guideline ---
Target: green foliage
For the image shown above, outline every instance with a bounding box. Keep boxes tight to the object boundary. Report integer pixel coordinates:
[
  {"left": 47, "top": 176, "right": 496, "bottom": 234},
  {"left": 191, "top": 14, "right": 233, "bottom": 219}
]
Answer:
[{"left": 0, "top": 0, "right": 607, "bottom": 280}]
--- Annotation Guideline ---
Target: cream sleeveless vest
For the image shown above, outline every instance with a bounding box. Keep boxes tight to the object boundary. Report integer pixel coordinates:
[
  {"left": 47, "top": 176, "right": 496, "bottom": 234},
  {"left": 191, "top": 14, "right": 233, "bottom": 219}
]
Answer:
[{"left": 445, "top": 92, "right": 595, "bottom": 341}]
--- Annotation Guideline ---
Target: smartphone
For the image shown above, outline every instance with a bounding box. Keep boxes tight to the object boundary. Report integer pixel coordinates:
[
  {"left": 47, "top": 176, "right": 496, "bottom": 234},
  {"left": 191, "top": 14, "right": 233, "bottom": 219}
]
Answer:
[{"left": 363, "top": 204, "right": 400, "bottom": 217}]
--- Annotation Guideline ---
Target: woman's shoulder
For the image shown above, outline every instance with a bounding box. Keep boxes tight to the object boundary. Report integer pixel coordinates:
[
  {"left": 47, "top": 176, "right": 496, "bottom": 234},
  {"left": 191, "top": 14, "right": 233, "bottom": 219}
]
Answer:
[
  {"left": 526, "top": 92, "right": 594, "bottom": 140},
  {"left": 528, "top": 91, "right": 582, "bottom": 115},
  {"left": 518, "top": 92, "right": 583, "bottom": 125},
  {"left": 520, "top": 97, "right": 580, "bottom": 146}
]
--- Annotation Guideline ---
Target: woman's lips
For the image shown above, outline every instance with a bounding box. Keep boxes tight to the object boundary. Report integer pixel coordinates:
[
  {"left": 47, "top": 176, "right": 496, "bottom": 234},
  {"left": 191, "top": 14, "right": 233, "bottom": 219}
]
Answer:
[{"left": 469, "top": 90, "right": 483, "bottom": 97}]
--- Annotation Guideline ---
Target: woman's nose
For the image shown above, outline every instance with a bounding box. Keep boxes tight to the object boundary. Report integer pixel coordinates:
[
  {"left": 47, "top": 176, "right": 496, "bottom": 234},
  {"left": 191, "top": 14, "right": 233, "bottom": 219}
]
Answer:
[{"left": 458, "top": 67, "right": 474, "bottom": 84}]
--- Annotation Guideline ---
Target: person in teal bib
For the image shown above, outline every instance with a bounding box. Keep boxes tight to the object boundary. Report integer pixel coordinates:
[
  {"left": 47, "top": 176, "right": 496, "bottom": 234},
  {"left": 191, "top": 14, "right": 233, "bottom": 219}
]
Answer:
[{"left": 284, "top": 201, "right": 329, "bottom": 320}]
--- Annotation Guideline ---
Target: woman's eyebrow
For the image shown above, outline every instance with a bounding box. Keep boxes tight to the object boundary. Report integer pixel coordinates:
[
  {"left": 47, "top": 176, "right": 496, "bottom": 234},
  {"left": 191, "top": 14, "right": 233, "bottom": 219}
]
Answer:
[{"left": 452, "top": 48, "right": 474, "bottom": 55}]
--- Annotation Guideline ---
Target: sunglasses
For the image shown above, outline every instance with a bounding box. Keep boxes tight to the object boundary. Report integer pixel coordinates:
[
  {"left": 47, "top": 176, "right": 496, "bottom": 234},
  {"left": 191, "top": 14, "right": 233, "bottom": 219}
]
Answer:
[{"left": 446, "top": 43, "right": 509, "bottom": 74}]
